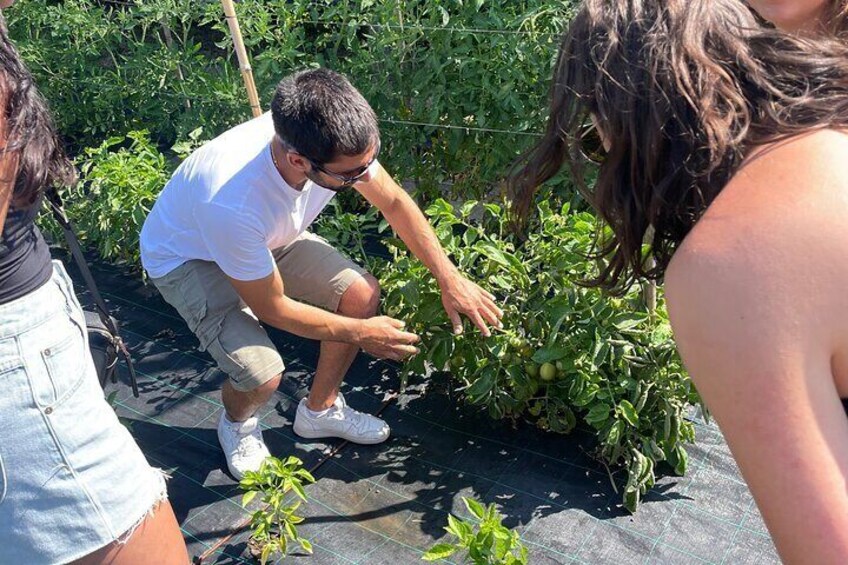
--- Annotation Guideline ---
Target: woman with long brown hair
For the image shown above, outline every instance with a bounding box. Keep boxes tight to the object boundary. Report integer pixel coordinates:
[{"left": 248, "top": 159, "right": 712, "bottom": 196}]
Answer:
[
  {"left": 0, "top": 2, "right": 188, "bottom": 563},
  {"left": 511, "top": 0, "right": 848, "bottom": 562}
]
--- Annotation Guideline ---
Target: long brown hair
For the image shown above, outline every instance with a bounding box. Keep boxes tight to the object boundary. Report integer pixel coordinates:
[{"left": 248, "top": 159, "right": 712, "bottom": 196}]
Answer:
[
  {"left": 0, "top": 13, "right": 75, "bottom": 207},
  {"left": 510, "top": 0, "right": 848, "bottom": 293}
]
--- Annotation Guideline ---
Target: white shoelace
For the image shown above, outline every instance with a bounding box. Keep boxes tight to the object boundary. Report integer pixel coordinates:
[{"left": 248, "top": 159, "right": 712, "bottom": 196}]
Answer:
[
  {"left": 238, "top": 432, "right": 264, "bottom": 458},
  {"left": 340, "top": 406, "right": 375, "bottom": 435},
  {"left": 229, "top": 419, "right": 264, "bottom": 458}
]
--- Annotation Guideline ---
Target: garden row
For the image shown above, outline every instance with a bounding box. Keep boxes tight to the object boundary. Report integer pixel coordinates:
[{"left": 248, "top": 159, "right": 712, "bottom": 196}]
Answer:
[{"left": 13, "top": 0, "right": 701, "bottom": 512}]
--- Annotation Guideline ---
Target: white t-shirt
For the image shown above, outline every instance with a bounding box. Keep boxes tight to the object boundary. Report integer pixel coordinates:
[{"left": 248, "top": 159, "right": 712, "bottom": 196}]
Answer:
[{"left": 140, "top": 113, "right": 336, "bottom": 281}]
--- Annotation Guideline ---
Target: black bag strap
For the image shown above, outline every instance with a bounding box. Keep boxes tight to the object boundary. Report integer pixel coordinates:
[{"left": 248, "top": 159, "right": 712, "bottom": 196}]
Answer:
[{"left": 45, "top": 188, "right": 140, "bottom": 397}]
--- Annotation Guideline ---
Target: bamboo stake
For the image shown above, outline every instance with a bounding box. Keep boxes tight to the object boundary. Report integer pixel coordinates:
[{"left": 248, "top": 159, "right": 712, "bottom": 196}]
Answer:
[{"left": 220, "top": 0, "right": 262, "bottom": 118}]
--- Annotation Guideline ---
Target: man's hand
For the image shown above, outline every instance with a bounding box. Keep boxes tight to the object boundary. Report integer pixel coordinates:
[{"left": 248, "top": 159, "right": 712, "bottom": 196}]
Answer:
[
  {"left": 439, "top": 272, "right": 504, "bottom": 337},
  {"left": 355, "top": 316, "right": 421, "bottom": 360}
]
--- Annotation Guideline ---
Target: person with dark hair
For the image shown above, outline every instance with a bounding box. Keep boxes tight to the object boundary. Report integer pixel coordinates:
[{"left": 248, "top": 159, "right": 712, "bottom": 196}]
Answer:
[
  {"left": 0, "top": 2, "right": 189, "bottom": 563},
  {"left": 510, "top": 0, "right": 848, "bottom": 562},
  {"left": 141, "top": 68, "right": 503, "bottom": 480}
]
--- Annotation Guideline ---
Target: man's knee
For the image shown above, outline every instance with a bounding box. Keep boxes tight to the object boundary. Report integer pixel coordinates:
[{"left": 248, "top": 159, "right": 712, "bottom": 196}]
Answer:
[
  {"left": 229, "top": 371, "right": 283, "bottom": 396},
  {"left": 338, "top": 274, "right": 380, "bottom": 318}
]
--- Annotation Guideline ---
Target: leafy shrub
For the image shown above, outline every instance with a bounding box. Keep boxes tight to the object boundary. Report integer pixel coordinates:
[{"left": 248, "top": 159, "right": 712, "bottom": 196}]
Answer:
[
  {"left": 8, "top": 0, "right": 244, "bottom": 150},
  {"left": 379, "top": 199, "right": 702, "bottom": 512},
  {"left": 240, "top": 456, "right": 316, "bottom": 564},
  {"left": 41, "top": 131, "right": 172, "bottom": 267},
  {"left": 201, "top": 0, "right": 577, "bottom": 201},
  {"left": 423, "top": 497, "right": 528, "bottom": 564},
  {"left": 9, "top": 0, "right": 578, "bottom": 202}
]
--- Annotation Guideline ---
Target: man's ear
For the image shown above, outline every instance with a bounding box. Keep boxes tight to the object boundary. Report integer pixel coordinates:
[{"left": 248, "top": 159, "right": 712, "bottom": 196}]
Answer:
[{"left": 286, "top": 152, "right": 311, "bottom": 173}]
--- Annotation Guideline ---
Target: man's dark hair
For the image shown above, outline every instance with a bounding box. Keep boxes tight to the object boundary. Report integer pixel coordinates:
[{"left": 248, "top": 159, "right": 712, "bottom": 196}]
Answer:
[{"left": 270, "top": 68, "right": 379, "bottom": 164}]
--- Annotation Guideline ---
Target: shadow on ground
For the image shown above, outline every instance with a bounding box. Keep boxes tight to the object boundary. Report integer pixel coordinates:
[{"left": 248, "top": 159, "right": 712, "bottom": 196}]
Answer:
[{"left": 70, "top": 254, "right": 777, "bottom": 564}]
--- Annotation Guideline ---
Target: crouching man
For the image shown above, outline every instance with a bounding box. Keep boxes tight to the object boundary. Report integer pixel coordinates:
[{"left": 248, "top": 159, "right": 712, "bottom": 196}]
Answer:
[{"left": 140, "top": 68, "right": 503, "bottom": 479}]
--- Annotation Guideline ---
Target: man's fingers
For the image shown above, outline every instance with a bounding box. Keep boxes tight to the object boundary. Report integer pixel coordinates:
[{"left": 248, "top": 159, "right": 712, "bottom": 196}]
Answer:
[
  {"left": 386, "top": 316, "right": 407, "bottom": 329},
  {"left": 469, "top": 311, "right": 491, "bottom": 337},
  {"left": 478, "top": 292, "right": 504, "bottom": 318},
  {"left": 487, "top": 299, "right": 505, "bottom": 320},
  {"left": 485, "top": 301, "right": 504, "bottom": 325},
  {"left": 447, "top": 308, "right": 463, "bottom": 335},
  {"left": 386, "top": 344, "right": 419, "bottom": 360},
  {"left": 480, "top": 306, "right": 502, "bottom": 329},
  {"left": 395, "top": 329, "right": 420, "bottom": 343}
]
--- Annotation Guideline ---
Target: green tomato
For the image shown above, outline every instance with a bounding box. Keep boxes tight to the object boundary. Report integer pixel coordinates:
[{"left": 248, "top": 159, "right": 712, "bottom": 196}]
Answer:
[
  {"left": 540, "top": 362, "right": 557, "bottom": 382},
  {"left": 525, "top": 362, "right": 539, "bottom": 379},
  {"left": 520, "top": 345, "right": 534, "bottom": 359}
]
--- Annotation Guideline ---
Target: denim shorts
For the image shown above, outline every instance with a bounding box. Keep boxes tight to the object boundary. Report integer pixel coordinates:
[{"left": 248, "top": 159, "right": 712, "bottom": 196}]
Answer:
[{"left": 0, "top": 261, "right": 168, "bottom": 564}]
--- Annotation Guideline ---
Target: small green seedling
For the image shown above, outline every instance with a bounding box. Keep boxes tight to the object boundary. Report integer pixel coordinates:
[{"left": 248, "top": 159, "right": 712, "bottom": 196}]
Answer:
[
  {"left": 423, "top": 497, "right": 529, "bottom": 564},
  {"left": 239, "top": 456, "right": 315, "bottom": 564}
]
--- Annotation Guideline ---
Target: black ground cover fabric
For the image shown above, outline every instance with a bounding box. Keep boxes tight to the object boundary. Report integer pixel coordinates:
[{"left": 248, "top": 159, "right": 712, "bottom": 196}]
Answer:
[{"left": 63, "top": 253, "right": 779, "bottom": 564}]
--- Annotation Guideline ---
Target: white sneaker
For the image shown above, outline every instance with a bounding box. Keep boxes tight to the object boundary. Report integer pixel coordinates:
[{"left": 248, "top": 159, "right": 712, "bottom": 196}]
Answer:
[
  {"left": 293, "top": 393, "right": 390, "bottom": 444},
  {"left": 217, "top": 412, "right": 271, "bottom": 480}
]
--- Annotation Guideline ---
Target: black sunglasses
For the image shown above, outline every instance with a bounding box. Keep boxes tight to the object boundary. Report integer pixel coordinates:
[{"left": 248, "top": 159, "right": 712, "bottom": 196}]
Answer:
[{"left": 305, "top": 141, "right": 381, "bottom": 192}]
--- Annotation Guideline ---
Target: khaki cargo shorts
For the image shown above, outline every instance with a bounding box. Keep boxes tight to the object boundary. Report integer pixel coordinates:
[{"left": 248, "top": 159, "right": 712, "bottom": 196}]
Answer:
[{"left": 150, "top": 231, "right": 368, "bottom": 391}]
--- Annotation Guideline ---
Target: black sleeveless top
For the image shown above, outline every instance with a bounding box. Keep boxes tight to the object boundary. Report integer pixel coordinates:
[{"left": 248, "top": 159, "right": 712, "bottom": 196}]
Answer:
[{"left": 0, "top": 197, "right": 52, "bottom": 304}]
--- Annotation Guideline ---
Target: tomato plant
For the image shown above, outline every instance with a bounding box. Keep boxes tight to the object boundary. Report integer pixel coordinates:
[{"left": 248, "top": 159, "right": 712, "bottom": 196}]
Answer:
[{"left": 379, "top": 199, "right": 702, "bottom": 512}]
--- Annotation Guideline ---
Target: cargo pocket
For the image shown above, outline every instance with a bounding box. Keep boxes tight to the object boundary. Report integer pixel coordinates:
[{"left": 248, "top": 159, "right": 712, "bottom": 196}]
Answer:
[
  {"left": 174, "top": 266, "right": 209, "bottom": 335},
  {"left": 206, "top": 335, "right": 247, "bottom": 378}
]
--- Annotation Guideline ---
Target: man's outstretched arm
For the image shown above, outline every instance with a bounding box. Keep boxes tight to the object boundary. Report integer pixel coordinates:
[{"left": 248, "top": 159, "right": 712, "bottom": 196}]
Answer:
[
  {"left": 229, "top": 267, "right": 419, "bottom": 361},
  {"left": 355, "top": 163, "right": 503, "bottom": 336}
]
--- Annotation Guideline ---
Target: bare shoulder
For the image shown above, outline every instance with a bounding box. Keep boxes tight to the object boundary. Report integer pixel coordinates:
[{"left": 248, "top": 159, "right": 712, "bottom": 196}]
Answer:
[{"left": 665, "top": 129, "right": 848, "bottom": 349}]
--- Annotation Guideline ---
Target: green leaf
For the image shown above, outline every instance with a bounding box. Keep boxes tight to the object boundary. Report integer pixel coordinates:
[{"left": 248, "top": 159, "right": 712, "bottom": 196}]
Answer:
[
  {"left": 291, "top": 480, "right": 307, "bottom": 501},
  {"left": 425, "top": 198, "right": 454, "bottom": 218},
  {"left": 463, "top": 497, "right": 486, "bottom": 520},
  {"left": 241, "top": 490, "right": 258, "bottom": 507},
  {"left": 475, "top": 241, "right": 528, "bottom": 280},
  {"left": 446, "top": 514, "right": 464, "bottom": 538},
  {"left": 531, "top": 346, "right": 569, "bottom": 364},
  {"left": 422, "top": 543, "right": 457, "bottom": 561},
  {"left": 585, "top": 403, "right": 611, "bottom": 427},
  {"left": 284, "top": 520, "right": 298, "bottom": 541},
  {"left": 618, "top": 400, "right": 639, "bottom": 427},
  {"left": 460, "top": 200, "right": 478, "bottom": 217},
  {"left": 464, "top": 370, "right": 496, "bottom": 400},
  {"left": 429, "top": 337, "right": 453, "bottom": 371},
  {"left": 260, "top": 543, "right": 274, "bottom": 565},
  {"left": 612, "top": 312, "right": 649, "bottom": 332},
  {"left": 674, "top": 446, "right": 689, "bottom": 475}
]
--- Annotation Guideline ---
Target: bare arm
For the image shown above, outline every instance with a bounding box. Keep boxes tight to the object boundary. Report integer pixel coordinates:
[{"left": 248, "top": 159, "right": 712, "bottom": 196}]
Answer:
[
  {"left": 0, "top": 166, "right": 11, "bottom": 234},
  {"left": 228, "top": 266, "right": 419, "bottom": 361},
  {"left": 355, "top": 163, "right": 503, "bottom": 335},
  {"left": 665, "top": 130, "right": 848, "bottom": 564},
  {"left": 667, "top": 254, "right": 848, "bottom": 564}
]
